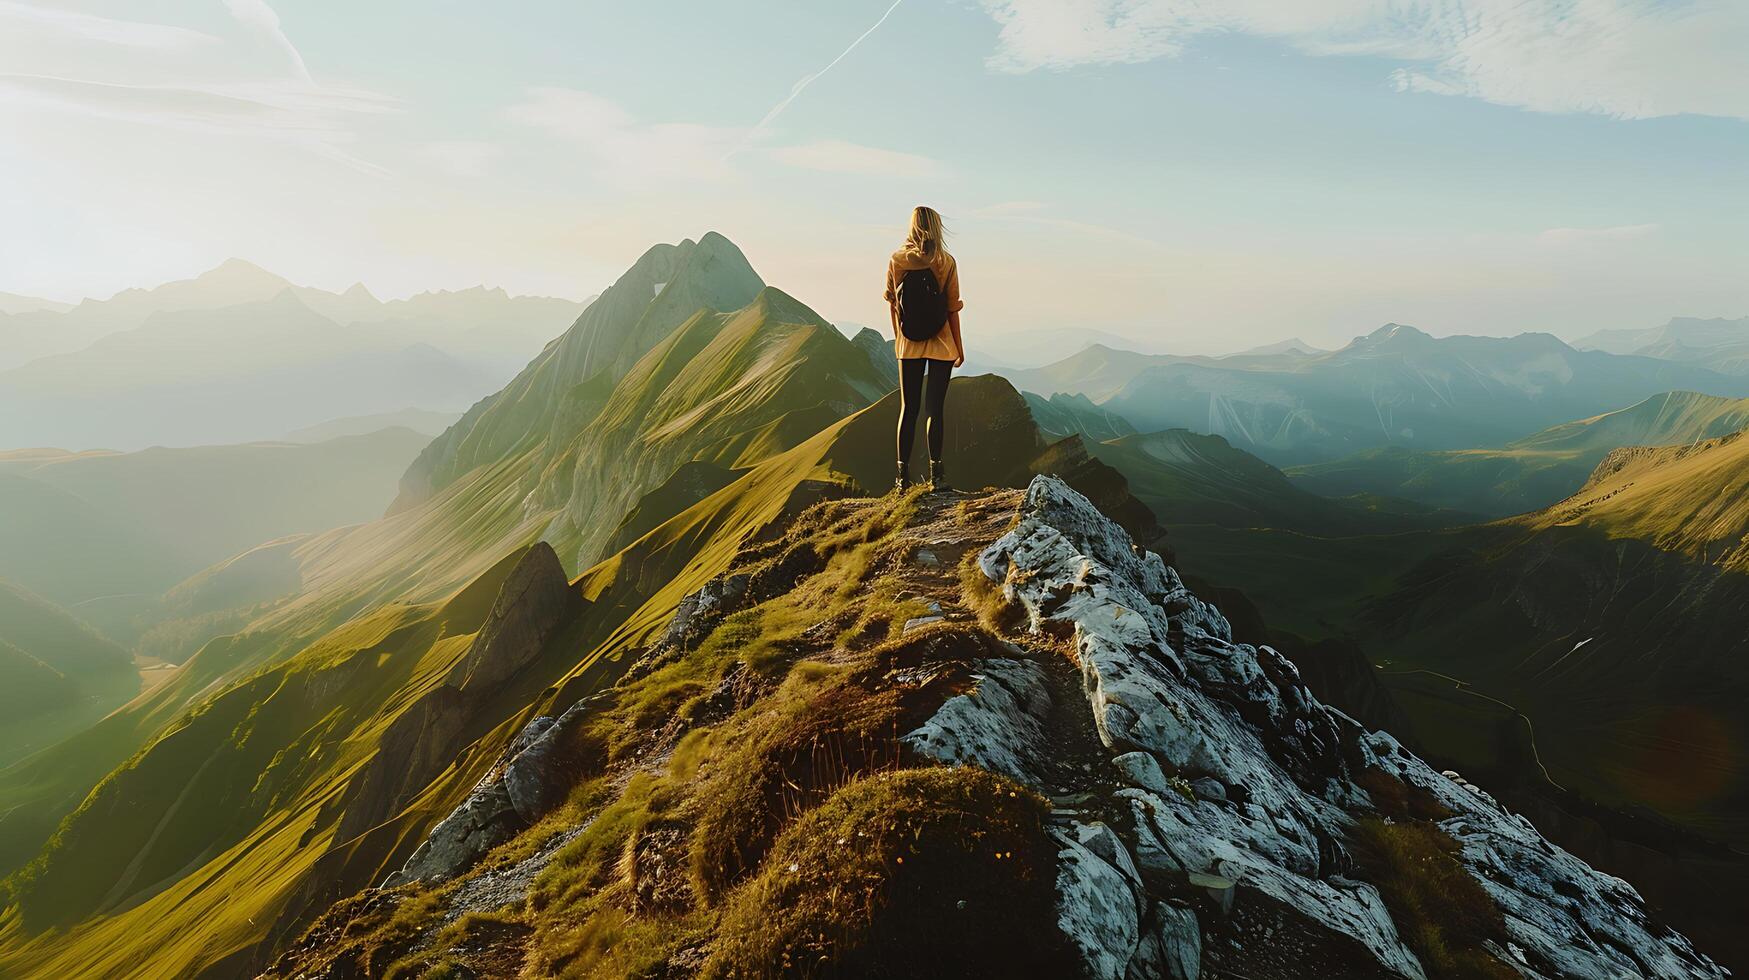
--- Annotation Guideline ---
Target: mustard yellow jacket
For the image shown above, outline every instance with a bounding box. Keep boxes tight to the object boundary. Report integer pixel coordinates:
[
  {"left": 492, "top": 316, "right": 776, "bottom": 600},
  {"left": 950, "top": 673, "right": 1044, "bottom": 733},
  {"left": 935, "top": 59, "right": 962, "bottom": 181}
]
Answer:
[{"left": 884, "top": 245, "right": 963, "bottom": 361}]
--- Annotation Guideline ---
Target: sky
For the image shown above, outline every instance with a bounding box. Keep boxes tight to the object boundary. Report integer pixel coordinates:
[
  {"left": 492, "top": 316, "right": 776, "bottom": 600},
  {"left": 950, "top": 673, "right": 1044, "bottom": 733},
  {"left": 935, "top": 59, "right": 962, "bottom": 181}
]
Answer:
[{"left": 2, "top": 0, "right": 1746, "bottom": 353}]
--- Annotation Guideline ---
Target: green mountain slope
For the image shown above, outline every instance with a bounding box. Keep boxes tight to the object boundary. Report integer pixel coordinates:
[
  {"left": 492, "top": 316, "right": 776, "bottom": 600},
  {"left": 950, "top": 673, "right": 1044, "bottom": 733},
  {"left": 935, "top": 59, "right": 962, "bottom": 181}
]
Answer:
[
  {"left": 0, "top": 580, "right": 131, "bottom": 679},
  {"left": 1023, "top": 391, "right": 1136, "bottom": 442},
  {"left": 1287, "top": 391, "right": 1749, "bottom": 517},
  {"left": 0, "top": 641, "right": 76, "bottom": 720},
  {"left": 0, "top": 581, "right": 136, "bottom": 767},
  {"left": 0, "top": 361, "right": 1135, "bottom": 979},
  {"left": 396, "top": 233, "right": 765, "bottom": 506}
]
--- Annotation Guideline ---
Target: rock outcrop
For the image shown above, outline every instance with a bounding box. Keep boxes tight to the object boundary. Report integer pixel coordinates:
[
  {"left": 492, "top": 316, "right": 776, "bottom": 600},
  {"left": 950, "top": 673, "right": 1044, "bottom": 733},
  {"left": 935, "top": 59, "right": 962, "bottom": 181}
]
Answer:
[
  {"left": 337, "top": 543, "right": 583, "bottom": 850},
  {"left": 387, "top": 693, "right": 601, "bottom": 887},
  {"left": 446, "top": 542, "right": 577, "bottom": 694},
  {"left": 905, "top": 476, "right": 1723, "bottom": 980}
]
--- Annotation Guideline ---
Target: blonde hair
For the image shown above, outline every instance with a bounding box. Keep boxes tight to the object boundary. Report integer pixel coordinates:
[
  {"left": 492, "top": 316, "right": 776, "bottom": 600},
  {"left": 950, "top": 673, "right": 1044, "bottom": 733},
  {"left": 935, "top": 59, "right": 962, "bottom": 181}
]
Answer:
[{"left": 907, "top": 205, "right": 946, "bottom": 256}]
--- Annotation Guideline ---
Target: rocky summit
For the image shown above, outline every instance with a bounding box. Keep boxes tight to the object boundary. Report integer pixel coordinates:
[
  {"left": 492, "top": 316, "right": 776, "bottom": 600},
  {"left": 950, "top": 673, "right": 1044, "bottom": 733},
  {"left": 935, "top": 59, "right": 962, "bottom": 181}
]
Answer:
[{"left": 265, "top": 478, "right": 1719, "bottom": 979}]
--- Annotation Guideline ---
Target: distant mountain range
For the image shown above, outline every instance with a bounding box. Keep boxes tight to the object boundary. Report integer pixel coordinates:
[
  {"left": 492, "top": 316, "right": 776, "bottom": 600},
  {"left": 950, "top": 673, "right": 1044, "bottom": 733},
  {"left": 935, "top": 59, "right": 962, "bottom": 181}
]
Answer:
[
  {"left": 0, "top": 292, "right": 72, "bottom": 316},
  {"left": 0, "top": 428, "right": 432, "bottom": 617},
  {"left": 1575, "top": 316, "right": 1749, "bottom": 375},
  {"left": 0, "top": 260, "right": 585, "bottom": 449},
  {"left": 1004, "top": 323, "right": 1749, "bottom": 465},
  {"left": 283, "top": 408, "right": 461, "bottom": 443}
]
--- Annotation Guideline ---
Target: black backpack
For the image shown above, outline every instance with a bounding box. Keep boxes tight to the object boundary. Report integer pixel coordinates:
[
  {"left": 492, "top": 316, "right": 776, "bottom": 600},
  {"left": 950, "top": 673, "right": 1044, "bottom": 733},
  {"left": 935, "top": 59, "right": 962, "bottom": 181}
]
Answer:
[{"left": 896, "top": 265, "right": 947, "bottom": 342}]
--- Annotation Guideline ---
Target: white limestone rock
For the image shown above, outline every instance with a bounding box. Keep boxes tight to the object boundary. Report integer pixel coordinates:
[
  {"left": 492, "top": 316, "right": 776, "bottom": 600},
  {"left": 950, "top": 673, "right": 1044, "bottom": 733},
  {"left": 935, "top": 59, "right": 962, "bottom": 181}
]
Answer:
[
  {"left": 904, "top": 476, "right": 1722, "bottom": 980},
  {"left": 902, "top": 657, "right": 1051, "bottom": 782}
]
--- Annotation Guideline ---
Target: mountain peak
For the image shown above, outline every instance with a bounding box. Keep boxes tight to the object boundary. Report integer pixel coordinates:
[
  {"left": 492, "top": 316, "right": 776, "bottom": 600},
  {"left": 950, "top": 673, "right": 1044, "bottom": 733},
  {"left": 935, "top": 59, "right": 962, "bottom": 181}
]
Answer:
[
  {"left": 1366, "top": 322, "right": 1429, "bottom": 342},
  {"left": 200, "top": 258, "right": 285, "bottom": 284},
  {"left": 748, "top": 285, "right": 828, "bottom": 327}
]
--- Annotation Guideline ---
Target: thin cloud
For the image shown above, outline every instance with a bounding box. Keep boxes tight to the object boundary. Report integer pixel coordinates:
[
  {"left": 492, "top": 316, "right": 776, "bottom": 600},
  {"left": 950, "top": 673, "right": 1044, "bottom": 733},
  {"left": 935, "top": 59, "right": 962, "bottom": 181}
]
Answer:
[
  {"left": 0, "top": 1, "right": 393, "bottom": 175},
  {"left": 508, "top": 87, "right": 741, "bottom": 182},
  {"left": 728, "top": 0, "right": 905, "bottom": 158},
  {"left": 978, "top": 0, "right": 1749, "bottom": 122},
  {"left": 768, "top": 139, "right": 939, "bottom": 178},
  {"left": 1538, "top": 223, "right": 1660, "bottom": 245},
  {"left": 0, "top": 1, "right": 219, "bottom": 49},
  {"left": 421, "top": 140, "right": 504, "bottom": 178}
]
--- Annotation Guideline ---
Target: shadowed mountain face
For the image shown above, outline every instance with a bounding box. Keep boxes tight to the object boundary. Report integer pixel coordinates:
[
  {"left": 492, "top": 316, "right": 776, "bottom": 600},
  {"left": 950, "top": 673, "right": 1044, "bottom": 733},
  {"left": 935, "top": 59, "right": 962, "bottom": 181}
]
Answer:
[
  {"left": 1168, "top": 425, "right": 1749, "bottom": 970},
  {"left": 1185, "top": 428, "right": 1749, "bottom": 837},
  {"left": 1088, "top": 428, "right": 1463, "bottom": 535},
  {"left": 1287, "top": 390, "right": 1749, "bottom": 517},
  {"left": 1018, "top": 325, "right": 1749, "bottom": 466},
  {"left": 1024, "top": 390, "right": 1137, "bottom": 443}
]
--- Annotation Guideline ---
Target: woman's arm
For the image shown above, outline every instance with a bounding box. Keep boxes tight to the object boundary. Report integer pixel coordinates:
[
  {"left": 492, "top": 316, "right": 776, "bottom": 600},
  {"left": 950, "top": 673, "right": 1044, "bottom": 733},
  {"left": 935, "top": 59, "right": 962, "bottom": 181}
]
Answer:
[
  {"left": 885, "top": 261, "right": 899, "bottom": 339},
  {"left": 948, "top": 311, "right": 964, "bottom": 367}
]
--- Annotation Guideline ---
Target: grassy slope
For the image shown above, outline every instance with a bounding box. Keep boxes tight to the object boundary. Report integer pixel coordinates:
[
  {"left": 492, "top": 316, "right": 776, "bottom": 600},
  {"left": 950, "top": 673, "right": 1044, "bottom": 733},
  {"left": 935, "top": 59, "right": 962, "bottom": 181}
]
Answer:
[
  {"left": 1525, "top": 429, "right": 1749, "bottom": 570},
  {"left": 0, "top": 245, "right": 891, "bottom": 976},
  {"left": 0, "top": 304, "right": 885, "bottom": 888},
  {"left": 0, "top": 582, "right": 137, "bottom": 769},
  {"left": 0, "top": 225, "right": 1142, "bottom": 978},
  {"left": 395, "top": 233, "right": 765, "bottom": 507},
  {"left": 1287, "top": 391, "right": 1749, "bottom": 517},
  {"left": 0, "top": 641, "right": 76, "bottom": 720},
  {"left": 0, "top": 370, "right": 1080, "bottom": 980},
  {"left": 262, "top": 485, "right": 1071, "bottom": 980}
]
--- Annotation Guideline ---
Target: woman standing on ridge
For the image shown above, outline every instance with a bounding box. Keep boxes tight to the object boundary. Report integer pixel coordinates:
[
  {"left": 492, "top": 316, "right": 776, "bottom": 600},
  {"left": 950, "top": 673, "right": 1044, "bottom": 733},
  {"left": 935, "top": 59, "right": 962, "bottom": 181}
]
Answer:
[{"left": 885, "top": 205, "right": 964, "bottom": 492}]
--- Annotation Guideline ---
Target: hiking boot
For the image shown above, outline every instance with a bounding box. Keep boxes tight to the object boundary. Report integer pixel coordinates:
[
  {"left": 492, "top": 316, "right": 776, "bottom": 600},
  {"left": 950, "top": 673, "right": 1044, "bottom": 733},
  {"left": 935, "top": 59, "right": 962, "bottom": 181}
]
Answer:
[
  {"left": 894, "top": 460, "right": 911, "bottom": 493},
  {"left": 928, "top": 459, "right": 948, "bottom": 492}
]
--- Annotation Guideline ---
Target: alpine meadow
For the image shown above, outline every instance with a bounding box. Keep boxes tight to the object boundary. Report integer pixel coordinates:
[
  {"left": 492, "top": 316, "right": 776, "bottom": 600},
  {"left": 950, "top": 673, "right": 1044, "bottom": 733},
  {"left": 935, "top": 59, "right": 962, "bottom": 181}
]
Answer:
[{"left": 2, "top": 2, "right": 1746, "bottom": 979}]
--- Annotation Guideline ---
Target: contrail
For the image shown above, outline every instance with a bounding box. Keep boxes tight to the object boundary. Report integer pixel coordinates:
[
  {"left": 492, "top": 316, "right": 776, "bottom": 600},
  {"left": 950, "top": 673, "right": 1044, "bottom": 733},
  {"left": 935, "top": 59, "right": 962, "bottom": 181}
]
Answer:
[
  {"left": 726, "top": 0, "right": 903, "bottom": 159},
  {"left": 223, "top": 0, "right": 312, "bottom": 84}
]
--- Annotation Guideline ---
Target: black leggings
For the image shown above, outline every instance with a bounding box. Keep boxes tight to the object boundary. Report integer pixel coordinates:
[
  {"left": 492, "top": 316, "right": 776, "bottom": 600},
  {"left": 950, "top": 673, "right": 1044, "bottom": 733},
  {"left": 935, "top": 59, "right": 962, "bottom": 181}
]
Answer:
[{"left": 897, "top": 357, "right": 952, "bottom": 465}]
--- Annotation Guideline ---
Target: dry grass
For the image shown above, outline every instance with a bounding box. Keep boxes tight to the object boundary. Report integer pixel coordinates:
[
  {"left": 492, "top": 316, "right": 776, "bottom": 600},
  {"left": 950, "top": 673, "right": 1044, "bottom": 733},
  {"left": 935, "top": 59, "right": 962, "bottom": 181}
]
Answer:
[
  {"left": 1348, "top": 817, "right": 1517, "bottom": 979},
  {"left": 701, "top": 767, "right": 1073, "bottom": 980},
  {"left": 689, "top": 677, "right": 905, "bottom": 904}
]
